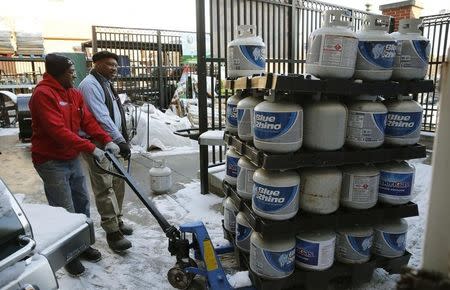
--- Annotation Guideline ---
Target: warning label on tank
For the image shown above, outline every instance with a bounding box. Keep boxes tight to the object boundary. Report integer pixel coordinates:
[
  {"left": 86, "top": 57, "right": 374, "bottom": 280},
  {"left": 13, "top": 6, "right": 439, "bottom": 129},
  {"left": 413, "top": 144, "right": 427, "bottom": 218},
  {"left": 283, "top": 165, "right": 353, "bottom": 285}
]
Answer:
[
  {"left": 341, "top": 174, "right": 379, "bottom": 204},
  {"left": 346, "top": 111, "right": 387, "bottom": 144},
  {"left": 307, "top": 34, "right": 358, "bottom": 68},
  {"left": 394, "top": 40, "right": 430, "bottom": 68},
  {"left": 237, "top": 108, "right": 252, "bottom": 137}
]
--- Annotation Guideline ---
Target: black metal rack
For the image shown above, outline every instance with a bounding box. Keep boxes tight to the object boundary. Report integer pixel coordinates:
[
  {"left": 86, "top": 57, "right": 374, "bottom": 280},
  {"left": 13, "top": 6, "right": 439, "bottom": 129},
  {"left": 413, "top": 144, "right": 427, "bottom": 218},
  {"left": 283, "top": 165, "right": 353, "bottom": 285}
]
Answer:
[
  {"left": 224, "top": 182, "right": 419, "bottom": 236},
  {"left": 224, "top": 133, "right": 427, "bottom": 170},
  {"left": 224, "top": 74, "right": 435, "bottom": 96}
]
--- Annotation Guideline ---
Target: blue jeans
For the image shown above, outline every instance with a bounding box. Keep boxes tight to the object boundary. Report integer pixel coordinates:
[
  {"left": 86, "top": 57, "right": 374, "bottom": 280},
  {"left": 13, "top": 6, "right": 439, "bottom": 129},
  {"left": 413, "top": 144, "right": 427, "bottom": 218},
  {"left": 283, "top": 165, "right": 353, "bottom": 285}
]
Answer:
[{"left": 34, "top": 157, "right": 90, "bottom": 217}]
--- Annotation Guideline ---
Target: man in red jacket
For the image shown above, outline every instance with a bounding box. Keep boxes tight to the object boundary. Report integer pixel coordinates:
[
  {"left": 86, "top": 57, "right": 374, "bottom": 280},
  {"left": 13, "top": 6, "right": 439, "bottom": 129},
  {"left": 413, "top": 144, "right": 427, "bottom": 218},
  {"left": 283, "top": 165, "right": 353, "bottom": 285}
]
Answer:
[{"left": 29, "top": 54, "right": 120, "bottom": 277}]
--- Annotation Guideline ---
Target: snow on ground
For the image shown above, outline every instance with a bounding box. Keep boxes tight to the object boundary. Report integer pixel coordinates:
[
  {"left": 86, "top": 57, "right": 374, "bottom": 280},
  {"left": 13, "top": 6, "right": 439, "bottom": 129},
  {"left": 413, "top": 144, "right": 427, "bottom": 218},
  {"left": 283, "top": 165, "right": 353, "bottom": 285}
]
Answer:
[
  {"left": 39, "top": 158, "right": 434, "bottom": 289},
  {"left": 0, "top": 127, "right": 19, "bottom": 137}
]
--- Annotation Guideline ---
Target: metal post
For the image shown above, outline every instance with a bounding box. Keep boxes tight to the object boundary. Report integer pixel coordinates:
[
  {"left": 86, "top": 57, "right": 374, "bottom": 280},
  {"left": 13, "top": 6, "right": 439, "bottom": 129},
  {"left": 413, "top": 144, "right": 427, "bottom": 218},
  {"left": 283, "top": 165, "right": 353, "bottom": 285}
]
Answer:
[
  {"left": 92, "top": 26, "right": 98, "bottom": 53},
  {"left": 288, "top": 0, "right": 296, "bottom": 73},
  {"left": 197, "top": 0, "right": 209, "bottom": 195},
  {"left": 157, "top": 30, "right": 166, "bottom": 109}
]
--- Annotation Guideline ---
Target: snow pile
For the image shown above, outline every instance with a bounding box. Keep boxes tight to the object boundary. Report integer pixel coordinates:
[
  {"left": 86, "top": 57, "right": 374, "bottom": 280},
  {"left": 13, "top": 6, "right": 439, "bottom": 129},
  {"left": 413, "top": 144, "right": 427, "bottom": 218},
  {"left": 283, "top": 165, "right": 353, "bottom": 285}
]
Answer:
[
  {"left": 0, "top": 127, "right": 19, "bottom": 137},
  {"left": 227, "top": 271, "right": 252, "bottom": 288},
  {"left": 131, "top": 104, "right": 193, "bottom": 151}
]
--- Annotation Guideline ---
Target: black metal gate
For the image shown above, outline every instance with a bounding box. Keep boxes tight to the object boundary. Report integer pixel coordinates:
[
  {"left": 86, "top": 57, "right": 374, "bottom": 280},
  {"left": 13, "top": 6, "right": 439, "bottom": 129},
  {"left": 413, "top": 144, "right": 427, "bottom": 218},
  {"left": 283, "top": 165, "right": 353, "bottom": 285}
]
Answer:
[
  {"left": 83, "top": 26, "right": 195, "bottom": 108},
  {"left": 196, "top": 0, "right": 374, "bottom": 193},
  {"left": 419, "top": 13, "right": 450, "bottom": 132}
]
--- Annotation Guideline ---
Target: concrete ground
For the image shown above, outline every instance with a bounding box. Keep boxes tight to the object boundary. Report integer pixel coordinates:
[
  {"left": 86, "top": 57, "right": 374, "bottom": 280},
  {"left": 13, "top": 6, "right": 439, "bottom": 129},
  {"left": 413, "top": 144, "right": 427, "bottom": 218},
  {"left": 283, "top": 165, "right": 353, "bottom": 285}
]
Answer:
[{"left": 0, "top": 132, "right": 227, "bottom": 289}]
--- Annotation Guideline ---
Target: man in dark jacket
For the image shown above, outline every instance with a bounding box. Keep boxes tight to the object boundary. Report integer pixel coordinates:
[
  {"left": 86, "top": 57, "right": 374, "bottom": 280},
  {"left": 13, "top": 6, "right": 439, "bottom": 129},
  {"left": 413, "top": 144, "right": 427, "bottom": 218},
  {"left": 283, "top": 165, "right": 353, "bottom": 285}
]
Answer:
[
  {"left": 29, "top": 53, "right": 120, "bottom": 276},
  {"left": 79, "top": 51, "right": 133, "bottom": 252}
]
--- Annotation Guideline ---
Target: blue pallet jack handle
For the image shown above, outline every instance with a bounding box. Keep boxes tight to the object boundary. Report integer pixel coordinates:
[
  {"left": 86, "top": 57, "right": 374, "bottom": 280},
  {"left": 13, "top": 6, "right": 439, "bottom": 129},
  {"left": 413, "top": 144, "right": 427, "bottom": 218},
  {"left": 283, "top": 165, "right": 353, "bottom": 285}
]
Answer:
[{"left": 180, "top": 221, "right": 255, "bottom": 290}]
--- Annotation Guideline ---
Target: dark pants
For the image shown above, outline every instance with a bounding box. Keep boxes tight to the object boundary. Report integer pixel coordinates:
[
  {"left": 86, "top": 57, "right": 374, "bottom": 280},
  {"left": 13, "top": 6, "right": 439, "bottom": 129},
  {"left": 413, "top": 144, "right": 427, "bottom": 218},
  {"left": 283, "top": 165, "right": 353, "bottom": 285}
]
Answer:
[{"left": 34, "top": 157, "right": 90, "bottom": 217}]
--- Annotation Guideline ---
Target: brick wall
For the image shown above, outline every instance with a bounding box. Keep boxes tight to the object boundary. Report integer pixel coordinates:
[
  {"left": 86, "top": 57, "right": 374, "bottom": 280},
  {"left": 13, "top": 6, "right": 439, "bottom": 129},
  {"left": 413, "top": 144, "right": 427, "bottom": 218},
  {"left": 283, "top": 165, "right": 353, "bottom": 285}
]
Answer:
[{"left": 379, "top": 0, "right": 423, "bottom": 31}]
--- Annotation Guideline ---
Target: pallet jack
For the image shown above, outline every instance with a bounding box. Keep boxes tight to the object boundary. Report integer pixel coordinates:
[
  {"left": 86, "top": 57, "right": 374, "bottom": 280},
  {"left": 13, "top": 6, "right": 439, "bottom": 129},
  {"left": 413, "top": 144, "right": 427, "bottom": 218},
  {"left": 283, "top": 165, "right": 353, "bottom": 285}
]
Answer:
[{"left": 98, "top": 152, "right": 254, "bottom": 290}]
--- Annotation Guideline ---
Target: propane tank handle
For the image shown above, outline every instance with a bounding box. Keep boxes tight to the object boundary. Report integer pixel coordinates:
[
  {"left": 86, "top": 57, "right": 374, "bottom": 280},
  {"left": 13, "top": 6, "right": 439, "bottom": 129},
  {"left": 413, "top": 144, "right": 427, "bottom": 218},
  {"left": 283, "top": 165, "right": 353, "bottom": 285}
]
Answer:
[
  {"left": 399, "top": 18, "right": 423, "bottom": 33},
  {"left": 236, "top": 25, "right": 257, "bottom": 37},
  {"left": 323, "top": 10, "right": 352, "bottom": 27},
  {"left": 363, "top": 15, "right": 391, "bottom": 31}
]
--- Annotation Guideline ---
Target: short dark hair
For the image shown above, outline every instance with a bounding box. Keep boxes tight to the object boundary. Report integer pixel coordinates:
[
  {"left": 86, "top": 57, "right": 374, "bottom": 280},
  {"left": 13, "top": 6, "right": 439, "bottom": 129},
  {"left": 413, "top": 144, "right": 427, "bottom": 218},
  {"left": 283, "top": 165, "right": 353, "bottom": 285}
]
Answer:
[
  {"left": 92, "top": 51, "right": 119, "bottom": 63},
  {"left": 45, "top": 54, "right": 74, "bottom": 77}
]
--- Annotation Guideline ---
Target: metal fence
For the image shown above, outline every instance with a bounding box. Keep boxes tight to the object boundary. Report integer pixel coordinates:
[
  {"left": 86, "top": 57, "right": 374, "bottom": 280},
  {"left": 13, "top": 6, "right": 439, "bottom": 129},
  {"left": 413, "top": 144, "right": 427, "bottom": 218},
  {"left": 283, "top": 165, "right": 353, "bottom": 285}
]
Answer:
[
  {"left": 419, "top": 13, "right": 450, "bottom": 132},
  {"left": 83, "top": 26, "right": 197, "bottom": 108},
  {"left": 0, "top": 56, "right": 45, "bottom": 87}
]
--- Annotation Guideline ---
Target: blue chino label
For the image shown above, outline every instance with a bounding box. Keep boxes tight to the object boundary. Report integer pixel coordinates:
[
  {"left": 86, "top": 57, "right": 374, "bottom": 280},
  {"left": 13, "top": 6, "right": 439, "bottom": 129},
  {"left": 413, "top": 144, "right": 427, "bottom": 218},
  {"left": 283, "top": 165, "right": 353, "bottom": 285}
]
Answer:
[
  {"left": 254, "top": 111, "right": 298, "bottom": 140},
  {"left": 227, "top": 103, "right": 238, "bottom": 127},
  {"left": 383, "top": 232, "right": 406, "bottom": 252},
  {"left": 412, "top": 40, "right": 430, "bottom": 63},
  {"left": 237, "top": 223, "right": 252, "bottom": 242},
  {"left": 379, "top": 171, "right": 413, "bottom": 197},
  {"left": 348, "top": 235, "right": 373, "bottom": 257},
  {"left": 239, "top": 45, "right": 266, "bottom": 68},
  {"left": 373, "top": 113, "right": 387, "bottom": 133},
  {"left": 296, "top": 239, "right": 319, "bottom": 266},
  {"left": 226, "top": 155, "right": 239, "bottom": 178},
  {"left": 358, "top": 41, "right": 396, "bottom": 69},
  {"left": 385, "top": 112, "right": 422, "bottom": 138},
  {"left": 263, "top": 248, "right": 295, "bottom": 273},
  {"left": 252, "top": 182, "right": 298, "bottom": 213}
]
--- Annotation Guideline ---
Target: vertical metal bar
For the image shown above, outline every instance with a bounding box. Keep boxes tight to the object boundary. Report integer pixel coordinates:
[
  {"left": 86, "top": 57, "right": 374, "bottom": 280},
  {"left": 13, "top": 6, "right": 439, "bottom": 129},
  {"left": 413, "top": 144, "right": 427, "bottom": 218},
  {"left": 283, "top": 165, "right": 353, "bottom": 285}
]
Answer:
[
  {"left": 92, "top": 26, "right": 98, "bottom": 53},
  {"left": 211, "top": 0, "right": 217, "bottom": 164},
  {"left": 157, "top": 30, "right": 165, "bottom": 109},
  {"left": 197, "top": 0, "right": 209, "bottom": 195}
]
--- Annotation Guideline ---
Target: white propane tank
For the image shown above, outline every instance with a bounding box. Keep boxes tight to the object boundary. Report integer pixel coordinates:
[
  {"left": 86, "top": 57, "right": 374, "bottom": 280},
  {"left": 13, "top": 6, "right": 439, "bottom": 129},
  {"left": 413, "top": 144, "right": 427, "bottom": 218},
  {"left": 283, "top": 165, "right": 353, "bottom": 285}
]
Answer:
[
  {"left": 250, "top": 232, "right": 296, "bottom": 279},
  {"left": 223, "top": 197, "right": 239, "bottom": 233},
  {"left": 335, "top": 226, "right": 374, "bottom": 264},
  {"left": 391, "top": 18, "right": 430, "bottom": 80},
  {"left": 295, "top": 230, "right": 336, "bottom": 271},
  {"left": 225, "top": 146, "right": 240, "bottom": 185},
  {"left": 252, "top": 169, "right": 300, "bottom": 220},
  {"left": 237, "top": 91, "right": 264, "bottom": 141},
  {"left": 340, "top": 164, "right": 380, "bottom": 209},
  {"left": 227, "top": 25, "right": 266, "bottom": 78},
  {"left": 384, "top": 95, "right": 423, "bottom": 146},
  {"left": 355, "top": 15, "right": 397, "bottom": 81},
  {"left": 346, "top": 95, "right": 388, "bottom": 149},
  {"left": 236, "top": 212, "right": 253, "bottom": 252},
  {"left": 299, "top": 167, "right": 342, "bottom": 214},
  {"left": 149, "top": 160, "right": 173, "bottom": 194},
  {"left": 305, "top": 10, "right": 358, "bottom": 79},
  {"left": 378, "top": 161, "right": 415, "bottom": 205},
  {"left": 303, "top": 96, "right": 348, "bottom": 151},
  {"left": 253, "top": 99, "right": 303, "bottom": 153},
  {"left": 373, "top": 219, "right": 408, "bottom": 258},
  {"left": 226, "top": 92, "right": 243, "bottom": 134},
  {"left": 236, "top": 156, "right": 257, "bottom": 200}
]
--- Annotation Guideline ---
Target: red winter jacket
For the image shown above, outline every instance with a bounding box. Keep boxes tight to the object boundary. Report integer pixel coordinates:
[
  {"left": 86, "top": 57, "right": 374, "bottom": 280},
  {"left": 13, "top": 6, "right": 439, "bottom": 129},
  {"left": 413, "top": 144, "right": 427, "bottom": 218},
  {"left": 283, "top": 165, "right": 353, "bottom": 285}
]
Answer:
[{"left": 29, "top": 73, "right": 112, "bottom": 164}]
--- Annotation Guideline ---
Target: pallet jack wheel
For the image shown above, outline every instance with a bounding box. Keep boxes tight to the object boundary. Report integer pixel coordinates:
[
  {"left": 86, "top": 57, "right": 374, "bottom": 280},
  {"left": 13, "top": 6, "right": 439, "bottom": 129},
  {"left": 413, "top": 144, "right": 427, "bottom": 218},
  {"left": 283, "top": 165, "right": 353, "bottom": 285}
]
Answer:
[{"left": 167, "top": 259, "right": 197, "bottom": 289}]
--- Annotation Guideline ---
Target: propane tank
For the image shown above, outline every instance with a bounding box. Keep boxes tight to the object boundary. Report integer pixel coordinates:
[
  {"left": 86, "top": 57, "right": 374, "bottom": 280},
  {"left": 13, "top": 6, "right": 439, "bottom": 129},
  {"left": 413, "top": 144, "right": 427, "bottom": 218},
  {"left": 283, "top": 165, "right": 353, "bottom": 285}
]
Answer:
[
  {"left": 299, "top": 167, "right": 342, "bottom": 214},
  {"left": 346, "top": 95, "right": 387, "bottom": 149},
  {"left": 384, "top": 95, "right": 423, "bottom": 146},
  {"left": 373, "top": 219, "right": 408, "bottom": 258},
  {"left": 303, "top": 95, "right": 347, "bottom": 151},
  {"left": 336, "top": 226, "right": 374, "bottom": 264},
  {"left": 306, "top": 10, "right": 358, "bottom": 79},
  {"left": 295, "top": 230, "right": 336, "bottom": 270},
  {"left": 236, "top": 156, "right": 257, "bottom": 200},
  {"left": 253, "top": 98, "right": 303, "bottom": 153},
  {"left": 223, "top": 197, "right": 239, "bottom": 233},
  {"left": 227, "top": 25, "right": 266, "bottom": 78},
  {"left": 340, "top": 164, "right": 379, "bottom": 209},
  {"left": 236, "top": 212, "right": 253, "bottom": 252},
  {"left": 237, "top": 91, "right": 264, "bottom": 141},
  {"left": 391, "top": 18, "right": 430, "bottom": 80},
  {"left": 225, "top": 146, "right": 240, "bottom": 185},
  {"left": 355, "top": 15, "right": 396, "bottom": 81},
  {"left": 149, "top": 160, "right": 173, "bottom": 194},
  {"left": 252, "top": 168, "right": 300, "bottom": 220},
  {"left": 226, "top": 91, "right": 243, "bottom": 134}
]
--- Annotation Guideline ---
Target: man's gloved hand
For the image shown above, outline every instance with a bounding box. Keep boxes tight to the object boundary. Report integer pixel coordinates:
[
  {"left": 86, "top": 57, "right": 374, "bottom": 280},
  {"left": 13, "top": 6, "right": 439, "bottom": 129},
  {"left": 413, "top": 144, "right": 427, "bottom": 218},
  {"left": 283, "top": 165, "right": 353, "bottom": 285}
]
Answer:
[
  {"left": 118, "top": 142, "right": 131, "bottom": 159},
  {"left": 92, "top": 147, "right": 106, "bottom": 163},
  {"left": 105, "top": 141, "right": 120, "bottom": 155}
]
